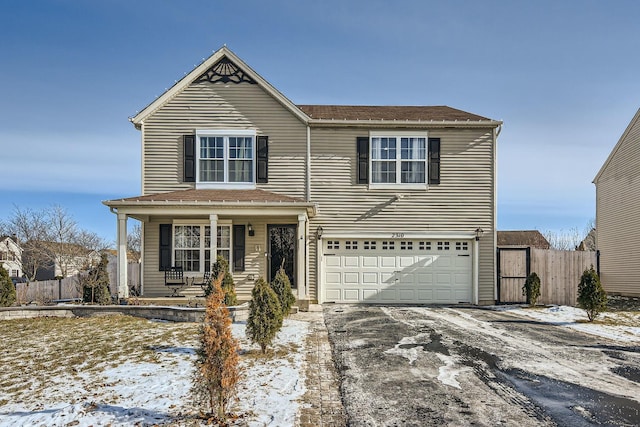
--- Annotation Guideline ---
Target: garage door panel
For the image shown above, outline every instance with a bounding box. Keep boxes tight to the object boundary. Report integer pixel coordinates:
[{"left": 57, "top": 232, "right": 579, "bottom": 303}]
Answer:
[
  {"left": 362, "top": 256, "right": 378, "bottom": 267},
  {"left": 344, "top": 272, "right": 359, "bottom": 284},
  {"left": 399, "top": 256, "right": 415, "bottom": 267},
  {"left": 362, "top": 289, "right": 378, "bottom": 300},
  {"left": 325, "top": 272, "right": 342, "bottom": 285},
  {"left": 380, "top": 257, "right": 396, "bottom": 268},
  {"left": 326, "top": 256, "right": 341, "bottom": 267},
  {"left": 344, "top": 256, "right": 359, "bottom": 267},
  {"left": 323, "top": 238, "right": 473, "bottom": 304},
  {"left": 362, "top": 272, "right": 378, "bottom": 283}
]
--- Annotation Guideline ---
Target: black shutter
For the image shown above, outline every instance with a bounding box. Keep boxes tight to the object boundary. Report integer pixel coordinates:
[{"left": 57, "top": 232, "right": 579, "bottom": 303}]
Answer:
[
  {"left": 159, "top": 224, "right": 172, "bottom": 270},
  {"left": 428, "top": 138, "right": 441, "bottom": 185},
  {"left": 184, "top": 135, "right": 196, "bottom": 182},
  {"left": 357, "top": 136, "right": 369, "bottom": 184},
  {"left": 233, "top": 225, "right": 246, "bottom": 272},
  {"left": 257, "top": 135, "right": 268, "bottom": 183}
]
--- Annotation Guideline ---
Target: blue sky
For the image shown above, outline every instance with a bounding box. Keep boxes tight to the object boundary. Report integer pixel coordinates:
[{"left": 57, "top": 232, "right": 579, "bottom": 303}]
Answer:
[{"left": 1, "top": 0, "right": 639, "bottom": 244}]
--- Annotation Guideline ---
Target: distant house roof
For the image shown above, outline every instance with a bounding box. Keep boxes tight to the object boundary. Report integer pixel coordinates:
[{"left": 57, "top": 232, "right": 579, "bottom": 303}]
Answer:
[
  {"left": 497, "top": 230, "right": 550, "bottom": 249},
  {"left": 577, "top": 228, "right": 597, "bottom": 251}
]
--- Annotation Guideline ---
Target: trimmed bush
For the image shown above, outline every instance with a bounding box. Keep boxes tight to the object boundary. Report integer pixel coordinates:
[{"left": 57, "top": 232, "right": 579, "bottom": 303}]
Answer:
[
  {"left": 522, "top": 272, "right": 541, "bottom": 307},
  {"left": 192, "top": 272, "right": 240, "bottom": 422},
  {"left": 577, "top": 265, "right": 607, "bottom": 321},
  {"left": 246, "top": 277, "right": 282, "bottom": 353},
  {"left": 82, "top": 254, "right": 111, "bottom": 304},
  {"left": 206, "top": 256, "right": 238, "bottom": 306},
  {"left": 0, "top": 266, "right": 16, "bottom": 307},
  {"left": 270, "top": 266, "right": 296, "bottom": 317}
]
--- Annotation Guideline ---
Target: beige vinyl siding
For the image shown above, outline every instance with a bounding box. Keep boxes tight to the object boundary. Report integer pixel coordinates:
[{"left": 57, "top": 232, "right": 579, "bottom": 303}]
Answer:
[
  {"left": 142, "top": 82, "right": 307, "bottom": 197},
  {"left": 308, "top": 127, "right": 496, "bottom": 302},
  {"left": 142, "top": 216, "right": 302, "bottom": 299},
  {"left": 595, "top": 115, "right": 640, "bottom": 296}
]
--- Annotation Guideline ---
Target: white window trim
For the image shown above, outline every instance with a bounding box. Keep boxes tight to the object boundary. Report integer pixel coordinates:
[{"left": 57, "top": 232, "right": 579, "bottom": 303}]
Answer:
[
  {"left": 195, "top": 129, "right": 257, "bottom": 189},
  {"left": 171, "top": 221, "right": 232, "bottom": 274},
  {"left": 368, "top": 130, "right": 428, "bottom": 189}
]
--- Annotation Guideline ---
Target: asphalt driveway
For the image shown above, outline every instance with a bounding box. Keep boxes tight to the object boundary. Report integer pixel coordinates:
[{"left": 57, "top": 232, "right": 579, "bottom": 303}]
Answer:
[{"left": 324, "top": 305, "right": 640, "bottom": 426}]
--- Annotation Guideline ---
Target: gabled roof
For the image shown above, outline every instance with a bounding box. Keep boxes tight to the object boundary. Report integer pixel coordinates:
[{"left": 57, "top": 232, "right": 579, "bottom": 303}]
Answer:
[
  {"left": 593, "top": 107, "right": 640, "bottom": 183},
  {"left": 497, "top": 230, "right": 550, "bottom": 249},
  {"left": 298, "top": 105, "right": 491, "bottom": 122},
  {"left": 130, "top": 46, "right": 310, "bottom": 127},
  {"left": 130, "top": 46, "right": 501, "bottom": 130}
]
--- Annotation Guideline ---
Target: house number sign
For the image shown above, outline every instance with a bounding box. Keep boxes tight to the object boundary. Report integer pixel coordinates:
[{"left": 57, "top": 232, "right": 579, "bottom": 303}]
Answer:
[{"left": 391, "top": 233, "right": 405, "bottom": 238}]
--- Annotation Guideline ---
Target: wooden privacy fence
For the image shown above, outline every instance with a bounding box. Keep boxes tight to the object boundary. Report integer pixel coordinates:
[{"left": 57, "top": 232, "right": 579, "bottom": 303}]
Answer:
[
  {"left": 15, "top": 262, "right": 141, "bottom": 304},
  {"left": 498, "top": 248, "right": 597, "bottom": 306}
]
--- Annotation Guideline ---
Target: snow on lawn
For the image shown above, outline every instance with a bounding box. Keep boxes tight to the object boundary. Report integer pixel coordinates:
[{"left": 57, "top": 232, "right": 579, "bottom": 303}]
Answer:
[
  {"left": 494, "top": 305, "right": 640, "bottom": 342},
  {"left": 0, "top": 317, "right": 310, "bottom": 427}
]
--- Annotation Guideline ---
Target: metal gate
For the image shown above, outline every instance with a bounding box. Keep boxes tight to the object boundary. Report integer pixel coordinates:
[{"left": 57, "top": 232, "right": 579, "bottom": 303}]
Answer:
[{"left": 496, "top": 247, "right": 530, "bottom": 303}]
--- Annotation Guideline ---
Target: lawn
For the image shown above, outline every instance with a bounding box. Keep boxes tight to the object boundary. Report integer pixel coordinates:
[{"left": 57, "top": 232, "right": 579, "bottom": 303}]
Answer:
[{"left": 0, "top": 314, "right": 310, "bottom": 426}]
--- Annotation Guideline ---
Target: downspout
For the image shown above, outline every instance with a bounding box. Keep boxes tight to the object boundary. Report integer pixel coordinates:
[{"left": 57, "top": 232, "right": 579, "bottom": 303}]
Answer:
[
  {"left": 306, "top": 125, "right": 311, "bottom": 201},
  {"left": 492, "top": 124, "right": 502, "bottom": 303}
]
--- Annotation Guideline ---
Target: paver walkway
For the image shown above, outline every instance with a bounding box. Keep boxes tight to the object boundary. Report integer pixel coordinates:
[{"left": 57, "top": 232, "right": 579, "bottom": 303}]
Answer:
[{"left": 296, "top": 308, "right": 347, "bottom": 427}]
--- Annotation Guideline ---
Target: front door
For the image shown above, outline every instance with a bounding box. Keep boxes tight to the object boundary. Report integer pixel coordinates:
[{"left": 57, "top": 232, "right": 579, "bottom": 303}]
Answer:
[{"left": 268, "top": 224, "right": 296, "bottom": 288}]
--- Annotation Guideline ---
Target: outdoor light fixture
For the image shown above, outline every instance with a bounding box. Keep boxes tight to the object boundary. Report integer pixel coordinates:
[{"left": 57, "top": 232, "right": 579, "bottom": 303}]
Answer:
[
  {"left": 316, "top": 226, "right": 324, "bottom": 239},
  {"left": 475, "top": 227, "right": 484, "bottom": 241},
  {"left": 248, "top": 223, "right": 255, "bottom": 236}
]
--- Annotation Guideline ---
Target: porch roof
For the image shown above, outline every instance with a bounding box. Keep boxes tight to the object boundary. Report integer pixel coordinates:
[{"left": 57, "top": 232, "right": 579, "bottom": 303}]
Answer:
[{"left": 103, "top": 189, "right": 317, "bottom": 217}]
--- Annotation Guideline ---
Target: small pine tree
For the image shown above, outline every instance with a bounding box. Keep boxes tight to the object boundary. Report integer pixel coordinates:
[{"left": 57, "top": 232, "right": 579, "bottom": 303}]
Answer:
[
  {"left": 522, "top": 272, "right": 541, "bottom": 307},
  {"left": 271, "top": 266, "right": 296, "bottom": 317},
  {"left": 82, "top": 254, "right": 111, "bottom": 304},
  {"left": 0, "top": 266, "right": 16, "bottom": 307},
  {"left": 192, "top": 272, "right": 240, "bottom": 421},
  {"left": 206, "top": 256, "right": 238, "bottom": 306},
  {"left": 577, "top": 265, "right": 607, "bottom": 321},
  {"left": 246, "top": 277, "right": 283, "bottom": 354}
]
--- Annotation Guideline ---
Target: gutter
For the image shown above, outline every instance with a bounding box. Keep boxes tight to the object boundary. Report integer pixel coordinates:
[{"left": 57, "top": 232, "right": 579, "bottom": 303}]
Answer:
[{"left": 308, "top": 118, "right": 503, "bottom": 129}]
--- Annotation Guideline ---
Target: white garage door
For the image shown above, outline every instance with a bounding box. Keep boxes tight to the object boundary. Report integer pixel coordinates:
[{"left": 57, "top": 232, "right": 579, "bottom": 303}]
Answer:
[{"left": 322, "top": 238, "right": 472, "bottom": 303}]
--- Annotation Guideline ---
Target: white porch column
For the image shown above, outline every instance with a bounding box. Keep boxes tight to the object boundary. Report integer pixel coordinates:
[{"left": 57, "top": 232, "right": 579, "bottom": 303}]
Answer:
[
  {"left": 297, "top": 214, "right": 307, "bottom": 300},
  {"left": 209, "top": 214, "right": 218, "bottom": 269},
  {"left": 473, "top": 238, "right": 480, "bottom": 305},
  {"left": 117, "top": 213, "right": 128, "bottom": 299}
]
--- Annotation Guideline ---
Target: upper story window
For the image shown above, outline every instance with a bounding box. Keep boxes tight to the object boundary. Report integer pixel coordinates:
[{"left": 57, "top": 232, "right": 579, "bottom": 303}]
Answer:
[
  {"left": 364, "top": 131, "right": 430, "bottom": 188},
  {"left": 371, "top": 136, "right": 426, "bottom": 184},
  {"left": 196, "top": 130, "right": 256, "bottom": 188}
]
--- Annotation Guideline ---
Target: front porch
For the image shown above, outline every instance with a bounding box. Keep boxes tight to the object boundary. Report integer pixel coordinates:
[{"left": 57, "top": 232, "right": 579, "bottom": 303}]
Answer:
[{"left": 103, "top": 189, "right": 317, "bottom": 302}]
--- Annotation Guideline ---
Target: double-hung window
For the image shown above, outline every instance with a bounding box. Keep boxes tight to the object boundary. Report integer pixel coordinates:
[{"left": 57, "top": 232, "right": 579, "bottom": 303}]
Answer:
[
  {"left": 197, "top": 130, "right": 255, "bottom": 188},
  {"left": 173, "top": 223, "right": 231, "bottom": 273},
  {"left": 370, "top": 132, "right": 428, "bottom": 186}
]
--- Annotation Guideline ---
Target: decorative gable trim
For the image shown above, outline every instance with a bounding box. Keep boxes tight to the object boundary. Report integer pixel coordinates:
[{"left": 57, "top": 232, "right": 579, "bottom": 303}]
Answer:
[
  {"left": 194, "top": 57, "right": 256, "bottom": 85},
  {"left": 130, "top": 46, "right": 310, "bottom": 128}
]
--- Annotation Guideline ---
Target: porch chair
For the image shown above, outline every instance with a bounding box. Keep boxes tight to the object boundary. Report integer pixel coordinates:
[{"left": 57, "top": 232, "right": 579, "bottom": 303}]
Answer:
[{"left": 164, "top": 266, "right": 186, "bottom": 296}]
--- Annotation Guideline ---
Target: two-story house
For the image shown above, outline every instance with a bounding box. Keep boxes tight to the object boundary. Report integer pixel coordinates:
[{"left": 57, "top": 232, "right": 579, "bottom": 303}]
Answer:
[
  {"left": 0, "top": 235, "right": 22, "bottom": 279},
  {"left": 105, "top": 46, "right": 502, "bottom": 306}
]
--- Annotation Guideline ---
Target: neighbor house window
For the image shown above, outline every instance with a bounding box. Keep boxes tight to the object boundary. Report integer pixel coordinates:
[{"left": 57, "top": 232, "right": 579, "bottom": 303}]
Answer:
[
  {"left": 173, "top": 224, "right": 231, "bottom": 272},
  {"left": 197, "top": 130, "right": 255, "bottom": 187},
  {"left": 371, "top": 134, "right": 427, "bottom": 185}
]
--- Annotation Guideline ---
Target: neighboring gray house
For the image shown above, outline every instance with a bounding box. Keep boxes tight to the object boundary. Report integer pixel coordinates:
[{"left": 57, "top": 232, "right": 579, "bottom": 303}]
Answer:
[
  {"left": 105, "top": 46, "right": 502, "bottom": 305},
  {"left": 593, "top": 108, "right": 640, "bottom": 297}
]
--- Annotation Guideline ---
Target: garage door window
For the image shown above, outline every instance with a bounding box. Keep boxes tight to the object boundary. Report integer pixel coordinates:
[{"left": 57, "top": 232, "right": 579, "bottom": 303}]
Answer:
[
  {"left": 456, "top": 242, "right": 469, "bottom": 251},
  {"left": 364, "top": 241, "right": 377, "bottom": 250},
  {"left": 419, "top": 241, "right": 432, "bottom": 250},
  {"left": 382, "top": 241, "right": 395, "bottom": 250},
  {"left": 437, "top": 241, "right": 450, "bottom": 250},
  {"left": 345, "top": 241, "right": 358, "bottom": 250},
  {"left": 327, "top": 240, "right": 340, "bottom": 250}
]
